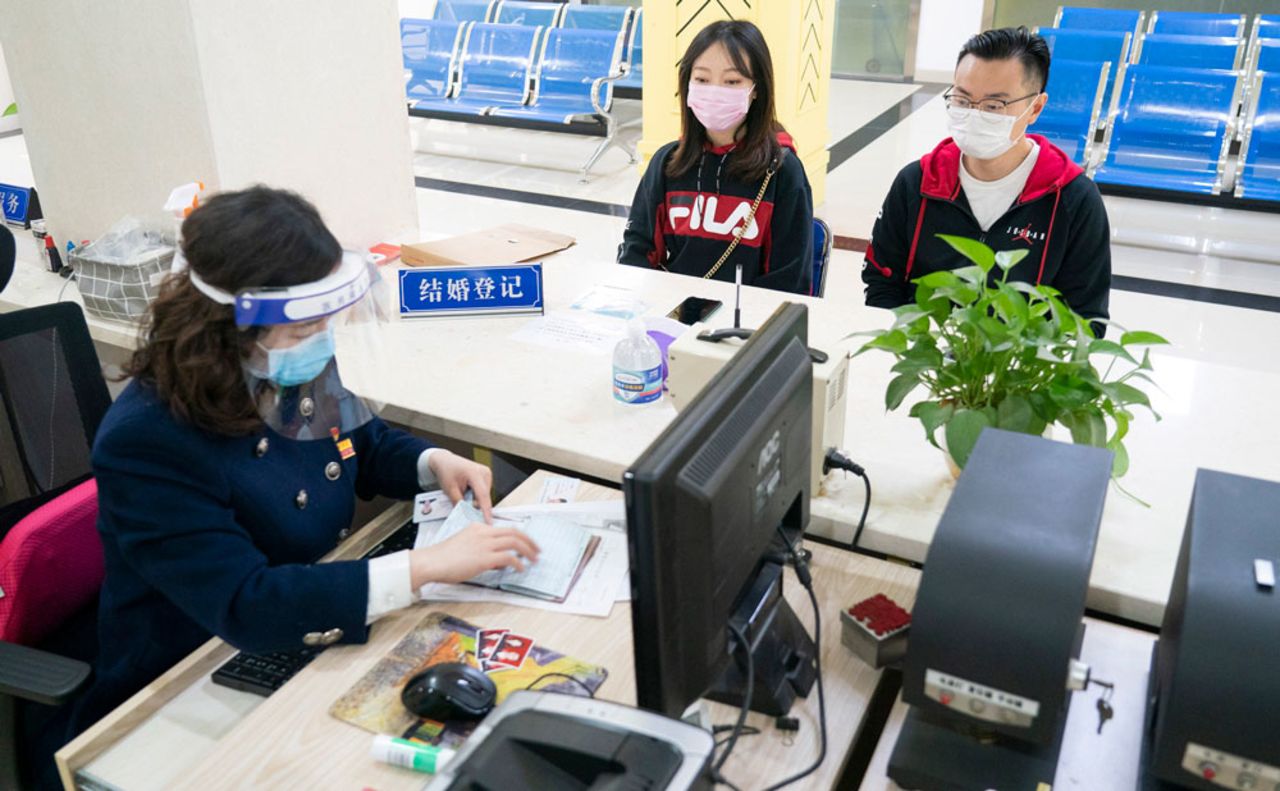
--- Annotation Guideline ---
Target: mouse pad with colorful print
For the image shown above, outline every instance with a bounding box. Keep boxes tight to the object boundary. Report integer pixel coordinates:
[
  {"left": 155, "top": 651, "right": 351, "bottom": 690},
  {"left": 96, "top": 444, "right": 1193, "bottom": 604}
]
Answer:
[{"left": 328, "top": 611, "right": 608, "bottom": 748}]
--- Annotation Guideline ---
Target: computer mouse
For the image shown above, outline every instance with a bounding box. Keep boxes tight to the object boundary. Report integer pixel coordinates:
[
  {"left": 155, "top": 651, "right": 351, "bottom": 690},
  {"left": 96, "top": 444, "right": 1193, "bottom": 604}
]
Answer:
[{"left": 400, "top": 662, "right": 497, "bottom": 722}]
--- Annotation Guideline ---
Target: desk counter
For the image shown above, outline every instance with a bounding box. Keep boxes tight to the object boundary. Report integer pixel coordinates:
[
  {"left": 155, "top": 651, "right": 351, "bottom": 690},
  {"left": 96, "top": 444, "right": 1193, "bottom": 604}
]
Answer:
[
  {"left": 9, "top": 242, "right": 1280, "bottom": 628},
  {"left": 59, "top": 472, "right": 921, "bottom": 791}
]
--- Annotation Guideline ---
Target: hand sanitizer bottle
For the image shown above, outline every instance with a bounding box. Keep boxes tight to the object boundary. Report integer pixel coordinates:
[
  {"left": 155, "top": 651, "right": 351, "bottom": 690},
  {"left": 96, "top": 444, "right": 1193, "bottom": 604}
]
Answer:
[{"left": 612, "top": 319, "right": 663, "bottom": 407}]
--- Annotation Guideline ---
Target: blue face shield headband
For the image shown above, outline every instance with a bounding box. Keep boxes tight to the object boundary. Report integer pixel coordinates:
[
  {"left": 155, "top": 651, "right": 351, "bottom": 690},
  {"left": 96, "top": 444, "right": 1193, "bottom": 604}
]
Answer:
[{"left": 183, "top": 250, "right": 387, "bottom": 440}]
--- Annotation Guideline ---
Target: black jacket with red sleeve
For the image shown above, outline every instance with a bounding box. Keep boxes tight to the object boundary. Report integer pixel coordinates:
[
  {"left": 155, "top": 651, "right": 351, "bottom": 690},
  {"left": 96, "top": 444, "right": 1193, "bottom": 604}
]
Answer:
[
  {"left": 862, "top": 134, "right": 1111, "bottom": 330},
  {"left": 618, "top": 133, "right": 814, "bottom": 295}
]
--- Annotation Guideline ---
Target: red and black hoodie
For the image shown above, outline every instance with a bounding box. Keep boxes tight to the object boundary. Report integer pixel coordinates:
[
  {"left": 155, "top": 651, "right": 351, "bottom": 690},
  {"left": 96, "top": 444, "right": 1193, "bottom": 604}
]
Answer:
[
  {"left": 862, "top": 134, "right": 1111, "bottom": 331},
  {"left": 618, "top": 133, "right": 814, "bottom": 295}
]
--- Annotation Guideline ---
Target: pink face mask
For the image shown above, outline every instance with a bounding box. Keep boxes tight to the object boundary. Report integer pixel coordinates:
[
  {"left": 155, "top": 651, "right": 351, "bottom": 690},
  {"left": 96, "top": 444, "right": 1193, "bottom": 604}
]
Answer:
[{"left": 687, "top": 83, "right": 753, "bottom": 133}]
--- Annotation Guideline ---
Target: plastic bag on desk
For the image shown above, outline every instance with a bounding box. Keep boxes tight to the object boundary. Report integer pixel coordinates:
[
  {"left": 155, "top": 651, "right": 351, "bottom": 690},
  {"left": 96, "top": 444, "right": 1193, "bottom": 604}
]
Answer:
[{"left": 70, "top": 217, "right": 175, "bottom": 323}]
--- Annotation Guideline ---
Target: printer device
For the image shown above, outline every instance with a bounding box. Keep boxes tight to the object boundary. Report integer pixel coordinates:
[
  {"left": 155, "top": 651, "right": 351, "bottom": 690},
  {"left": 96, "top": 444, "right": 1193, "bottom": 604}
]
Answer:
[
  {"left": 888, "top": 429, "right": 1113, "bottom": 790},
  {"left": 424, "top": 690, "right": 715, "bottom": 790},
  {"left": 1139, "top": 469, "right": 1280, "bottom": 791}
]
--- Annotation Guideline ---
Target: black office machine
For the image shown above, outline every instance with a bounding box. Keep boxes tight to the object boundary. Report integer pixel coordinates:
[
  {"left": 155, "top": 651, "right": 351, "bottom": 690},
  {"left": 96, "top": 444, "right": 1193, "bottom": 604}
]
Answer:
[
  {"left": 1139, "top": 469, "right": 1280, "bottom": 791},
  {"left": 889, "top": 429, "right": 1113, "bottom": 790},
  {"left": 425, "top": 691, "right": 715, "bottom": 790}
]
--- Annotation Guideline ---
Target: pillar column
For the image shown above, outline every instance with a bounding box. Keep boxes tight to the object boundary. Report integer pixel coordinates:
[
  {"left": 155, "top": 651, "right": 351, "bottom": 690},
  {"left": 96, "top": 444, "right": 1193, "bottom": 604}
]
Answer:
[
  {"left": 0, "top": 0, "right": 419, "bottom": 250},
  {"left": 639, "top": 0, "right": 837, "bottom": 205}
]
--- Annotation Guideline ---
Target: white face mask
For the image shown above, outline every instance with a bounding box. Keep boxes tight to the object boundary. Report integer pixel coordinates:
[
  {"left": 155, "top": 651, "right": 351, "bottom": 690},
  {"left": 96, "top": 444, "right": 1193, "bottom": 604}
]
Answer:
[{"left": 947, "top": 104, "right": 1032, "bottom": 161}]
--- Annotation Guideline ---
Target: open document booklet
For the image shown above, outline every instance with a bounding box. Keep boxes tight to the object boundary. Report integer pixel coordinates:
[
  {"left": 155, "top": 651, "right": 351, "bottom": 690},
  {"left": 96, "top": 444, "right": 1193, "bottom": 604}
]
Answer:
[{"left": 416, "top": 500, "right": 599, "bottom": 603}]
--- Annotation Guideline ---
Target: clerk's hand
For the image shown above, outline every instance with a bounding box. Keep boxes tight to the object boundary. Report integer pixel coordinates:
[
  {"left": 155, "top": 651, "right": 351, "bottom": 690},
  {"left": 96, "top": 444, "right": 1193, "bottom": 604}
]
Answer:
[
  {"left": 429, "top": 450, "right": 495, "bottom": 523},
  {"left": 409, "top": 523, "right": 542, "bottom": 586}
]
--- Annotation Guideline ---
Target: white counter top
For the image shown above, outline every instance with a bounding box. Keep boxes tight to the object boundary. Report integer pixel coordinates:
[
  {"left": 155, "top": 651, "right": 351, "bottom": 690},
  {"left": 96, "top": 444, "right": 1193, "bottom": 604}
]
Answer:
[{"left": 7, "top": 239, "right": 1280, "bottom": 627}]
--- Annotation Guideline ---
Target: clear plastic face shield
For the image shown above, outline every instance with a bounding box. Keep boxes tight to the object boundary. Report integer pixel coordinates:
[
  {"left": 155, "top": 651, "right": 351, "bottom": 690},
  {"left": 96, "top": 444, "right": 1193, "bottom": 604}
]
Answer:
[{"left": 188, "top": 250, "right": 389, "bottom": 440}]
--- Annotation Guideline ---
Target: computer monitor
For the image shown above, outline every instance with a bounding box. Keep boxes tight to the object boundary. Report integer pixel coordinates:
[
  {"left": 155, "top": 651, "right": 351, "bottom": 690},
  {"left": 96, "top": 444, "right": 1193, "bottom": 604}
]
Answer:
[{"left": 624, "top": 302, "right": 817, "bottom": 719}]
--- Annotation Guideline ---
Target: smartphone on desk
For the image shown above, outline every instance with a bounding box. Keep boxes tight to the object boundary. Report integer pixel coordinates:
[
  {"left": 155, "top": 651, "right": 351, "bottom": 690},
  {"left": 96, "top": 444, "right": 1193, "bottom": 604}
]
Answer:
[{"left": 668, "top": 296, "right": 723, "bottom": 325}]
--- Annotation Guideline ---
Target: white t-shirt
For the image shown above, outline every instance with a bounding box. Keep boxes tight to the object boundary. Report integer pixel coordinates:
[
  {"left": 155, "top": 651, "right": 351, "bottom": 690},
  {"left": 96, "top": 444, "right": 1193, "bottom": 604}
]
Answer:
[{"left": 958, "top": 141, "right": 1040, "bottom": 232}]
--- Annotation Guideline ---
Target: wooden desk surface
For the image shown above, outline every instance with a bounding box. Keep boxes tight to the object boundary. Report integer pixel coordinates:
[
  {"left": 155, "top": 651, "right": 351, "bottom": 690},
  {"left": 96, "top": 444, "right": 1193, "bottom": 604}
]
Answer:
[{"left": 60, "top": 471, "right": 921, "bottom": 790}]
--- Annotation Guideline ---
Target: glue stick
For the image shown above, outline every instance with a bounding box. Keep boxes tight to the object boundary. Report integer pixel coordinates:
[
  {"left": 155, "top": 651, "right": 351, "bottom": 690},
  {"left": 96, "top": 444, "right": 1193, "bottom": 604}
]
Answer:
[{"left": 370, "top": 734, "right": 456, "bottom": 774}]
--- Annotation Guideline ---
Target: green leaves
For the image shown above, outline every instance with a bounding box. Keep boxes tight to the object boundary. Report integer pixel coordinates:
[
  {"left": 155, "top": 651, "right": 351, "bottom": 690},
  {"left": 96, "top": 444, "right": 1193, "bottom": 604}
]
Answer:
[
  {"left": 910, "top": 400, "right": 955, "bottom": 448},
  {"left": 852, "top": 233, "right": 1163, "bottom": 486},
  {"left": 938, "top": 235, "right": 996, "bottom": 274},
  {"left": 996, "top": 395, "right": 1033, "bottom": 433},
  {"left": 886, "top": 374, "right": 921, "bottom": 411},
  {"left": 945, "top": 409, "right": 990, "bottom": 469},
  {"left": 1120, "top": 330, "right": 1169, "bottom": 346}
]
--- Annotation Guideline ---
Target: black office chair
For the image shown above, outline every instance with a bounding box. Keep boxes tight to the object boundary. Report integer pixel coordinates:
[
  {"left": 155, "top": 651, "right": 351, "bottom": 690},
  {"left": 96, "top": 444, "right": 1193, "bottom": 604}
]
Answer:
[
  {"left": 0, "top": 302, "right": 112, "bottom": 789},
  {"left": 0, "top": 224, "right": 15, "bottom": 294}
]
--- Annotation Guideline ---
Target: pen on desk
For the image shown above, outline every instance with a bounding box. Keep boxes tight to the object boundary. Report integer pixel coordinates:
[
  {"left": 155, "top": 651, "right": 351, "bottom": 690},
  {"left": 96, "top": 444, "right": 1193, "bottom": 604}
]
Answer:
[{"left": 371, "top": 734, "right": 455, "bottom": 774}]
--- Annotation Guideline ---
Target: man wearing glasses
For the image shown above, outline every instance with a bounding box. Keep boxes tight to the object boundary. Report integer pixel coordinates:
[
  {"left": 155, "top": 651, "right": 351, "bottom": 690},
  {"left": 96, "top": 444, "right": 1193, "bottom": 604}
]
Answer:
[{"left": 861, "top": 26, "right": 1111, "bottom": 332}]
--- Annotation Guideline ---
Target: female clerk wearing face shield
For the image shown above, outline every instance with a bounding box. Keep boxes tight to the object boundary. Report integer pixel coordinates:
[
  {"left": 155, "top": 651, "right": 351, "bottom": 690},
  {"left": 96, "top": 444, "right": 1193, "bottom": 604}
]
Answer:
[{"left": 47, "top": 187, "right": 539, "bottom": 766}]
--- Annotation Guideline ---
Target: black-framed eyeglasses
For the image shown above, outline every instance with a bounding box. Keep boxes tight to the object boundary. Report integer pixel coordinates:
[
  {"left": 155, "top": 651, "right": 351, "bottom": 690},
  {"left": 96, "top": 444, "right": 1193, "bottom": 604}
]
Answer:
[{"left": 943, "top": 90, "right": 1039, "bottom": 116}]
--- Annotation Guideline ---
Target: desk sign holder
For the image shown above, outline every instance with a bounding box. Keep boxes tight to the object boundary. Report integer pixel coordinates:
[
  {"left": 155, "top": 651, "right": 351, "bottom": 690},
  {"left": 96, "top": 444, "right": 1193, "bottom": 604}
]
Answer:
[
  {"left": 399, "top": 264, "right": 544, "bottom": 318},
  {"left": 0, "top": 183, "right": 41, "bottom": 229}
]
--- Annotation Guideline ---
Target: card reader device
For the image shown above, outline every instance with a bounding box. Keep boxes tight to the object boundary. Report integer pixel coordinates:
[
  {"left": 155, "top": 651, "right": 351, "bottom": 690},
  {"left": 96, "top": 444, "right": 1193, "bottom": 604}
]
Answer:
[
  {"left": 1139, "top": 469, "right": 1280, "bottom": 791},
  {"left": 888, "top": 429, "right": 1113, "bottom": 790},
  {"left": 424, "top": 690, "right": 715, "bottom": 790},
  {"left": 666, "top": 320, "right": 849, "bottom": 497}
]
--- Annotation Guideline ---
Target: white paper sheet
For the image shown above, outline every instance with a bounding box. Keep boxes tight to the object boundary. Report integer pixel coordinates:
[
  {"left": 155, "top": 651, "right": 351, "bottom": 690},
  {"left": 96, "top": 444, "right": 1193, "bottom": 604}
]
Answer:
[
  {"left": 537, "top": 476, "right": 581, "bottom": 504},
  {"left": 510, "top": 311, "right": 628, "bottom": 356}
]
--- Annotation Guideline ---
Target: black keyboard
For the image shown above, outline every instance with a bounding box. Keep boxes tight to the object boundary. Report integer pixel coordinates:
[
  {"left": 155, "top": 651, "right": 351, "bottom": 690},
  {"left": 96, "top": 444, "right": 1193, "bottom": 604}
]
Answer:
[{"left": 210, "top": 518, "right": 420, "bottom": 697}]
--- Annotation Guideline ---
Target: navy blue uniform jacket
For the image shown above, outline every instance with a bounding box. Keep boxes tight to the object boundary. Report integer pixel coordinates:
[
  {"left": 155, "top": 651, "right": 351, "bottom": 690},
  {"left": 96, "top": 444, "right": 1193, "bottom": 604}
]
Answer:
[{"left": 69, "top": 380, "right": 430, "bottom": 733}]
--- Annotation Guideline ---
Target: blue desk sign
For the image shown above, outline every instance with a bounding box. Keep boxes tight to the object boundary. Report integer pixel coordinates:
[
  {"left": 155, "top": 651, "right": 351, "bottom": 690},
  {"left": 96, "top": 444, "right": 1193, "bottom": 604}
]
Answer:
[
  {"left": 0, "top": 183, "right": 40, "bottom": 228},
  {"left": 399, "top": 264, "right": 544, "bottom": 318}
]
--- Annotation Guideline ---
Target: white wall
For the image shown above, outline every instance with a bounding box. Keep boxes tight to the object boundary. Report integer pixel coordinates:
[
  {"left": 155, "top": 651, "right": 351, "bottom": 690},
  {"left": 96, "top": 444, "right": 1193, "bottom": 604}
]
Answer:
[
  {"left": 915, "top": 0, "right": 986, "bottom": 84},
  {"left": 0, "top": 1, "right": 219, "bottom": 244},
  {"left": 0, "top": 0, "right": 419, "bottom": 250},
  {"left": 188, "top": 0, "right": 419, "bottom": 249},
  {"left": 398, "top": 0, "right": 438, "bottom": 20}
]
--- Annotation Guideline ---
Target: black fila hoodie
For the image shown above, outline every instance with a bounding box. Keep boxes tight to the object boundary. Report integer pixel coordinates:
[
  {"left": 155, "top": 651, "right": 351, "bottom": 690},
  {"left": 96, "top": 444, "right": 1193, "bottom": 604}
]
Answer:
[
  {"left": 862, "top": 134, "right": 1111, "bottom": 331},
  {"left": 618, "top": 133, "right": 814, "bottom": 295}
]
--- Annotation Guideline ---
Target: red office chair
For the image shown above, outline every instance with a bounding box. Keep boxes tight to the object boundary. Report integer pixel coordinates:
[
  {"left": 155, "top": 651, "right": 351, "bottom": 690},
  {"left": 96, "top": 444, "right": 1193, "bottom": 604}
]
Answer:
[{"left": 0, "top": 302, "right": 112, "bottom": 789}]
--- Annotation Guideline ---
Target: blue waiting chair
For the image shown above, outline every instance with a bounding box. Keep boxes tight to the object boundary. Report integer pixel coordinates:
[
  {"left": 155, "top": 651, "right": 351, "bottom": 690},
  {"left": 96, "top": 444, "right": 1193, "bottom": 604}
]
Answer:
[
  {"left": 1253, "top": 14, "right": 1280, "bottom": 42},
  {"left": 561, "top": 4, "right": 632, "bottom": 34},
  {"left": 1055, "top": 6, "right": 1144, "bottom": 38},
  {"left": 1235, "top": 74, "right": 1280, "bottom": 202},
  {"left": 410, "top": 23, "right": 541, "bottom": 117},
  {"left": 1036, "top": 28, "right": 1131, "bottom": 121},
  {"left": 1255, "top": 39, "right": 1280, "bottom": 75},
  {"left": 432, "top": 0, "right": 493, "bottom": 23},
  {"left": 1093, "top": 65, "right": 1242, "bottom": 195},
  {"left": 1148, "top": 11, "right": 1246, "bottom": 38},
  {"left": 490, "top": 28, "right": 629, "bottom": 176},
  {"left": 615, "top": 8, "right": 643, "bottom": 98},
  {"left": 811, "top": 218, "right": 832, "bottom": 298},
  {"left": 401, "top": 19, "right": 466, "bottom": 101},
  {"left": 493, "top": 0, "right": 564, "bottom": 28},
  {"left": 1132, "top": 33, "right": 1246, "bottom": 72},
  {"left": 1034, "top": 59, "right": 1110, "bottom": 166},
  {"left": 491, "top": 28, "right": 624, "bottom": 124}
]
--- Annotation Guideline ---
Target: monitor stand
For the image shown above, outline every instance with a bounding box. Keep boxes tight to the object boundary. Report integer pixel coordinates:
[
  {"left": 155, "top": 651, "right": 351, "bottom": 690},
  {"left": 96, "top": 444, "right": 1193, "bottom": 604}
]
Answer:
[{"left": 705, "top": 562, "right": 817, "bottom": 717}]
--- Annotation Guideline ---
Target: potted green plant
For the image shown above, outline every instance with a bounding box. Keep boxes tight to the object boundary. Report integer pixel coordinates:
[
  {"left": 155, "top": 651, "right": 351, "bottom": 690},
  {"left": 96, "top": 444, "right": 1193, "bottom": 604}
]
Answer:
[{"left": 857, "top": 235, "right": 1166, "bottom": 499}]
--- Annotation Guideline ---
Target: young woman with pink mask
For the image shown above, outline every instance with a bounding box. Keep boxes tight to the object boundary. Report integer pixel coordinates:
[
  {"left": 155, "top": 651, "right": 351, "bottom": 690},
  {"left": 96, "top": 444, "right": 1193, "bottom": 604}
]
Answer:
[{"left": 617, "top": 21, "right": 814, "bottom": 295}]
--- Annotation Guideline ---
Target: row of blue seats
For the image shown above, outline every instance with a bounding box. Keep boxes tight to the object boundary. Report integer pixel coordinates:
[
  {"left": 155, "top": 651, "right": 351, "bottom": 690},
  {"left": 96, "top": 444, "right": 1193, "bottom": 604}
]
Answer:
[
  {"left": 1036, "top": 21, "right": 1280, "bottom": 123},
  {"left": 430, "top": 0, "right": 642, "bottom": 95},
  {"left": 401, "top": 19, "right": 632, "bottom": 178},
  {"left": 1029, "top": 10, "right": 1280, "bottom": 203},
  {"left": 1054, "top": 7, "right": 1278, "bottom": 41},
  {"left": 1030, "top": 48, "right": 1279, "bottom": 201}
]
